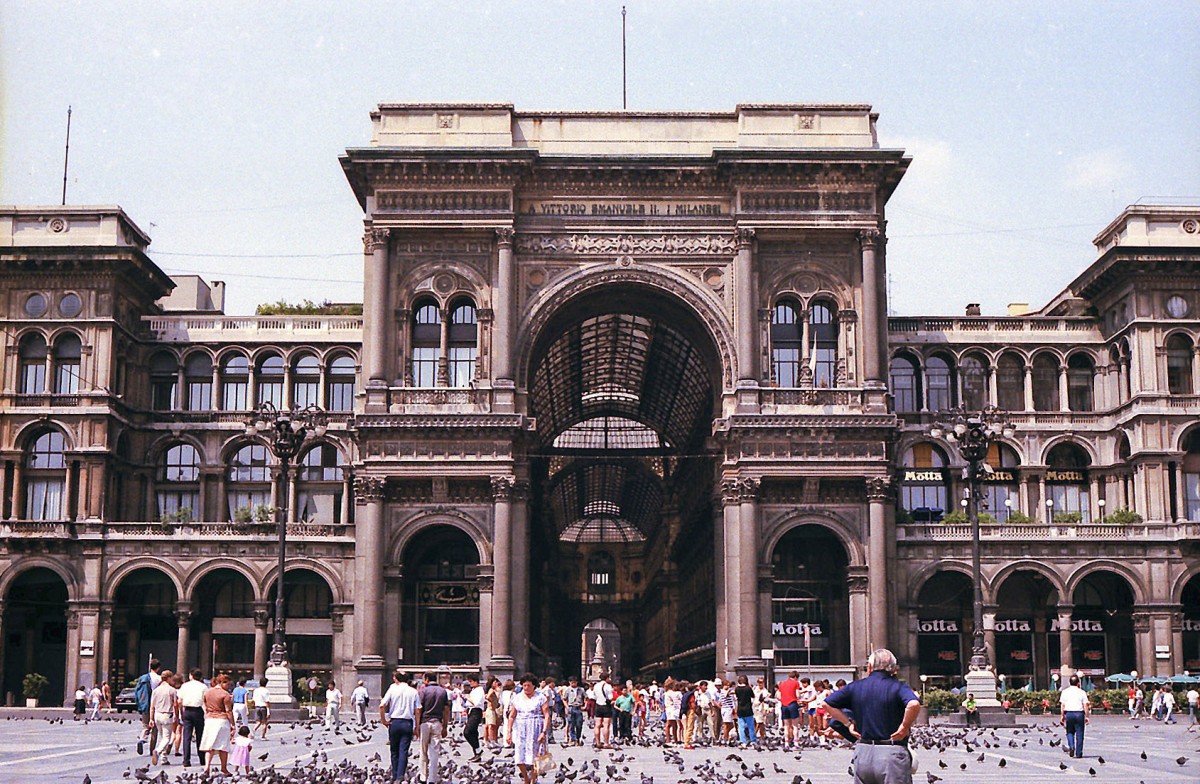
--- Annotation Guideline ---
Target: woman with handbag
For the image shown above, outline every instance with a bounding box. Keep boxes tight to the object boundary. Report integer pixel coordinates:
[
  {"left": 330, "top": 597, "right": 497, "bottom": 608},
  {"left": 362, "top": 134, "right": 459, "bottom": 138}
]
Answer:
[{"left": 506, "top": 673, "right": 552, "bottom": 784}]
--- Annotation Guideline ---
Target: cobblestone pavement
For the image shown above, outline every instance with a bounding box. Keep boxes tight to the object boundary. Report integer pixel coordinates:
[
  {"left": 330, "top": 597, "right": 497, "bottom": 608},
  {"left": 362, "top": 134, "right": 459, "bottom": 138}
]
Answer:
[{"left": 0, "top": 711, "right": 1195, "bottom": 783}]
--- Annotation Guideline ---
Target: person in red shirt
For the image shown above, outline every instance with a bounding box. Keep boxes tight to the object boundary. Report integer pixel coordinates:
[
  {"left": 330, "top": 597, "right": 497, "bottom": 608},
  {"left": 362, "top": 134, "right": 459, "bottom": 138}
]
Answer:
[{"left": 777, "top": 671, "right": 801, "bottom": 748}]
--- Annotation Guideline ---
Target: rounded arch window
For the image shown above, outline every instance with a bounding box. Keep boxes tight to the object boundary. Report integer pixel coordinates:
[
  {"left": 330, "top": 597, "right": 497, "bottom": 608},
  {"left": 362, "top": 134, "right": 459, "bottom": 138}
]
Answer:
[
  {"left": 296, "top": 443, "right": 345, "bottom": 524},
  {"left": 183, "top": 353, "right": 212, "bottom": 411},
  {"left": 220, "top": 353, "right": 250, "bottom": 410},
  {"left": 158, "top": 443, "right": 200, "bottom": 521},
  {"left": 925, "top": 354, "right": 955, "bottom": 412},
  {"left": 411, "top": 300, "right": 442, "bottom": 387},
  {"left": 889, "top": 353, "right": 921, "bottom": 413},
  {"left": 1167, "top": 334, "right": 1194, "bottom": 395},
  {"left": 291, "top": 353, "right": 321, "bottom": 408},
  {"left": 770, "top": 299, "right": 802, "bottom": 387},
  {"left": 227, "top": 443, "right": 272, "bottom": 522},
  {"left": 982, "top": 442, "right": 1021, "bottom": 522},
  {"left": 25, "top": 430, "right": 67, "bottom": 520},
  {"left": 255, "top": 353, "right": 284, "bottom": 407},
  {"left": 588, "top": 551, "right": 616, "bottom": 594},
  {"left": 1066, "top": 354, "right": 1095, "bottom": 412},
  {"left": 19, "top": 333, "right": 48, "bottom": 394},
  {"left": 900, "top": 442, "right": 950, "bottom": 522},
  {"left": 151, "top": 351, "right": 178, "bottom": 410},
  {"left": 960, "top": 353, "right": 989, "bottom": 411},
  {"left": 447, "top": 298, "right": 478, "bottom": 388},
  {"left": 1046, "top": 442, "right": 1091, "bottom": 522},
  {"left": 52, "top": 333, "right": 82, "bottom": 394},
  {"left": 1032, "top": 354, "right": 1061, "bottom": 411},
  {"left": 401, "top": 527, "right": 480, "bottom": 665},
  {"left": 1183, "top": 429, "right": 1200, "bottom": 521},
  {"left": 326, "top": 354, "right": 356, "bottom": 411},
  {"left": 996, "top": 353, "right": 1025, "bottom": 411}
]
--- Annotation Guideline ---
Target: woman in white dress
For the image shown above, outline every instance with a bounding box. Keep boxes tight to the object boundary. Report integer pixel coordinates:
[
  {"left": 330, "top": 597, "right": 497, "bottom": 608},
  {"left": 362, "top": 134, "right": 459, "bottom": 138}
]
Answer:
[
  {"left": 506, "top": 674, "right": 551, "bottom": 784},
  {"left": 663, "top": 679, "right": 683, "bottom": 745},
  {"left": 200, "top": 673, "right": 235, "bottom": 775}
]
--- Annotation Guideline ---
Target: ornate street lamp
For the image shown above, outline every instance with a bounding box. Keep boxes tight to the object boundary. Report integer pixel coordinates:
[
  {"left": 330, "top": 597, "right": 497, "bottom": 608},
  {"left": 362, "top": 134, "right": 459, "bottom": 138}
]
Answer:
[
  {"left": 245, "top": 402, "right": 328, "bottom": 677},
  {"left": 929, "top": 405, "right": 1015, "bottom": 720}
]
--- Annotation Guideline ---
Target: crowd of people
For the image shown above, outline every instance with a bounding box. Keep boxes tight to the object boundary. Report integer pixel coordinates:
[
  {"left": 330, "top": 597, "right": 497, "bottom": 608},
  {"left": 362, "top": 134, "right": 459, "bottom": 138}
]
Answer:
[{"left": 1125, "top": 682, "right": 1199, "bottom": 723}]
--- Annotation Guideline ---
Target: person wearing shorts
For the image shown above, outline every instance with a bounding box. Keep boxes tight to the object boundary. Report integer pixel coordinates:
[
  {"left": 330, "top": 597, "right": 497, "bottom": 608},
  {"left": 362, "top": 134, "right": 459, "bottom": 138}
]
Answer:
[
  {"left": 777, "top": 671, "right": 801, "bottom": 747},
  {"left": 592, "top": 675, "right": 614, "bottom": 749},
  {"left": 251, "top": 678, "right": 271, "bottom": 739}
]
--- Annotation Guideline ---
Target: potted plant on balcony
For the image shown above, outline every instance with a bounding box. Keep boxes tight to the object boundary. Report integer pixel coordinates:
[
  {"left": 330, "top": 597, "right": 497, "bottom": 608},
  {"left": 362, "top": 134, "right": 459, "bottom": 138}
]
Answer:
[
  {"left": 159, "top": 507, "right": 193, "bottom": 530},
  {"left": 1098, "top": 507, "right": 1142, "bottom": 526},
  {"left": 1053, "top": 511, "right": 1083, "bottom": 525},
  {"left": 233, "top": 505, "right": 254, "bottom": 524},
  {"left": 1004, "top": 511, "right": 1034, "bottom": 524},
  {"left": 22, "top": 672, "right": 49, "bottom": 708}
]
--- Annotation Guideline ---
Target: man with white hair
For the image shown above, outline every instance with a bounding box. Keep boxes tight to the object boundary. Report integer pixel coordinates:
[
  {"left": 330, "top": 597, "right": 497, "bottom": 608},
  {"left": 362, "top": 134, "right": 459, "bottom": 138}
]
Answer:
[{"left": 823, "top": 649, "right": 921, "bottom": 784}]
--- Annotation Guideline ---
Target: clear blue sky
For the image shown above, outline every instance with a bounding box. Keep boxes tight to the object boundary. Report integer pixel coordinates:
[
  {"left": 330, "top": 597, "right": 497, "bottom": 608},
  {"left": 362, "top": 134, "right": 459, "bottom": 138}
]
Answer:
[{"left": 3, "top": 1, "right": 1197, "bottom": 315}]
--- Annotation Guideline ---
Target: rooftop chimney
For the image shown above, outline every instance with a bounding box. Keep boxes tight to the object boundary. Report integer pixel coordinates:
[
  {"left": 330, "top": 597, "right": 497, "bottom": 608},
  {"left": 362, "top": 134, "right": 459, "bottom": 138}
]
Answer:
[{"left": 965, "top": 303, "right": 981, "bottom": 316}]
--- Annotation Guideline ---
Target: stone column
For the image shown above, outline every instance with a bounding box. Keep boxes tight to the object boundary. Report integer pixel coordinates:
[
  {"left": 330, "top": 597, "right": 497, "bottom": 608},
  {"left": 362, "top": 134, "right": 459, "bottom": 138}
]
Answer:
[
  {"left": 511, "top": 480, "right": 530, "bottom": 672},
  {"left": 436, "top": 307, "right": 450, "bottom": 386},
  {"left": 866, "top": 477, "right": 891, "bottom": 650},
  {"left": 11, "top": 461, "right": 23, "bottom": 520},
  {"left": 492, "top": 228, "right": 515, "bottom": 383},
  {"left": 64, "top": 604, "right": 82, "bottom": 701},
  {"left": 363, "top": 229, "right": 391, "bottom": 413},
  {"left": 353, "top": 476, "right": 387, "bottom": 678},
  {"left": 719, "top": 481, "right": 741, "bottom": 670},
  {"left": 734, "top": 228, "right": 758, "bottom": 384},
  {"left": 1056, "top": 604, "right": 1073, "bottom": 672},
  {"left": 847, "top": 568, "right": 870, "bottom": 668},
  {"left": 1024, "top": 364, "right": 1035, "bottom": 412},
  {"left": 1057, "top": 364, "right": 1069, "bottom": 411},
  {"left": 252, "top": 603, "right": 270, "bottom": 680},
  {"left": 1132, "top": 611, "right": 1152, "bottom": 677},
  {"left": 476, "top": 568, "right": 494, "bottom": 669},
  {"left": 737, "top": 478, "right": 761, "bottom": 664},
  {"left": 988, "top": 365, "right": 999, "bottom": 407},
  {"left": 97, "top": 604, "right": 113, "bottom": 684},
  {"left": 175, "top": 604, "right": 192, "bottom": 675},
  {"left": 858, "top": 229, "right": 884, "bottom": 387},
  {"left": 487, "top": 476, "right": 515, "bottom": 680}
]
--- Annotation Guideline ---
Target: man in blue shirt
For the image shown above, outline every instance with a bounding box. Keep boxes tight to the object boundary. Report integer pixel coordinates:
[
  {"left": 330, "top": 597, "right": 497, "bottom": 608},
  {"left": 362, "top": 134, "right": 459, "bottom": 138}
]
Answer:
[
  {"left": 231, "top": 678, "right": 250, "bottom": 729},
  {"left": 823, "top": 649, "right": 921, "bottom": 784}
]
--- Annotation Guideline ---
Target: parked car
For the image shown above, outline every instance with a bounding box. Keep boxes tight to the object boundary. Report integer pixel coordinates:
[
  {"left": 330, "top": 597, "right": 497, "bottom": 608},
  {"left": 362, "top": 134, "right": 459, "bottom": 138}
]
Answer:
[{"left": 114, "top": 686, "right": 138, "bottom": 713}]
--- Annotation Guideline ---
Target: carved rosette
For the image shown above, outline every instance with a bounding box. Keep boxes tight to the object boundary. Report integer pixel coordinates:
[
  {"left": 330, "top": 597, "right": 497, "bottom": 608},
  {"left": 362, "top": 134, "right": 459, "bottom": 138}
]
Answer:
[
  {"left": 495, "top": 227, "right": 515, "bottom": 248},
  {"left": 734, "top": 227, "right": 756, "bottom": 250},
  {"left": 491, "top": 475, "right": 516, "bottom": 501},
  {"left": 363, "top": 227, "right": 391, "bottom": 254},
  {"left": 865, "top": 476, "right": 894, "bottom": 502},
  {"left": 857, "top": 227, "right": 882, "bottom": 251},
  {"left": 354, "top": 476, "right": 386, "bottom": 505}
]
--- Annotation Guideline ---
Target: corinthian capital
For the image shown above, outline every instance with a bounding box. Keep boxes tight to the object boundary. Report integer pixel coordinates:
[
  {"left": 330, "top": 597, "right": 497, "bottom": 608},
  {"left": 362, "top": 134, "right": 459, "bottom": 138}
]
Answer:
[
  {"left": 363, "top": 227, "right": 391, "bottom": 254},
  {"left": 353, "top": 476, "right": 386, "bottom": 503},
  {"left": 495, "top": 227, "right": 515, "bottom": 247},
  {"left": 858, "top": 227, "right": 882, "bottom": 250},
  {"left": 491, "top": 475, "right": 516, "bottom": 501},
  {"left": 734, "top": 227, "right": 756, "bottom": 250},
  {"left": 865, "top": 475, "right": 894, "bottom": 501}
]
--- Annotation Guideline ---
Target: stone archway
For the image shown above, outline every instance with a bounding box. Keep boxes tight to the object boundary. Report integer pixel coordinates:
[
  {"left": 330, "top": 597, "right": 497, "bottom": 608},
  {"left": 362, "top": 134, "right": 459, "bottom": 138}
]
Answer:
[{"left": 2, "top": 567, "right": 69, "bottom": 706}]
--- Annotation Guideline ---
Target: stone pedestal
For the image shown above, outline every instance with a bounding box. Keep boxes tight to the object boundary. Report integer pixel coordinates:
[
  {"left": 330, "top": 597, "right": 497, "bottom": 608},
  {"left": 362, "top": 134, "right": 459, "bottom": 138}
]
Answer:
[
  {"left": 486, "top": 656, "right": 516, "bottom": 686},
  {"left": 733, "top": 657, "right": 768, "bottom": 685},
  {"left": 355, "top": 656, "right": 388, "bottom": 701},
  {"left": 939, "top": 668, "right": 1018, "bottom": 727},
  {"left": 265, "top": 663, "right": 295, "bottom": 707}
]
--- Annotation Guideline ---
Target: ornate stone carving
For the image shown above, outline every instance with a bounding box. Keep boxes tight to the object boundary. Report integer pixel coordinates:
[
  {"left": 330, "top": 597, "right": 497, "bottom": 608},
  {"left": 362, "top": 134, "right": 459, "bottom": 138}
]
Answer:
[
  {"left": 491, "top": 475, "right": 515, "bottom": 501},
  {"left": 734, "top": 227, "right": 756, "bottom": 250},
  {"left": 738, "top": 477, "right": 761, "bottom": 501},
  {"left": 857, "top": 228, "right": 882, "bottom": 250},
  {"left": 330, "top": 606, "right": 346, "bottom": 634},
  {"left": 847, "top": 574, "right": 870, "bottom": 595},
  {"left": 375, "top": 191, "right": 511, "bottom": 213},
  {"left": 495, "top": 227, "right": 515, "bottom": 246},
  {"left": 353, "top": 476, "right": 386, "bottom": 504},
  {"left": 476, "top": 573, "right": 495, "bottom": 591},
  {"left": 512, "top": 479, "right": 531, "bottom": 502},
  {"left": 720, "top": 478, "right": 743, "bottom": 506},
  {"left": 1132, "top": 611, "right": 1151, "bottom": 633},
  {"left": 175, "top": 609, "right": 193, "bottom": 628},
  {"left": 253, "top": 608, "right": 271, "bottom": 629},
  {"left": 363, "top": 227, "right": 391, "bottom": 254},
  {"left": 514, "top": 233, "right": 738, "bottom": 256},
  {"left": 865, "top": 476, "right": 894, "bottom": 502}
]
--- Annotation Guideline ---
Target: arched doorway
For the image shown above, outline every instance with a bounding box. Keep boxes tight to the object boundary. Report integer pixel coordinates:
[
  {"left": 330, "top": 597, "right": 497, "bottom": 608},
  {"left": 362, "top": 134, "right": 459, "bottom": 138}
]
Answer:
[
  {"left": 191, "top": 569, "right": 257, "bottom": 680},
  {"left": 914, "top": 570, "right": 973, "bottom": 686},
  {"left": 111, "top": 568, "right": 178, "bottom": 690},
  {"left": 582, "top": 618, "right": 621, "bottom": 680},
  {"left": 2, "top": 568, "right": 69, "bottom": 705},
  {"left": 993, "top": 570, "right": 1059, "bottom": 689},
  {"left": 400, "top": 526, "right": 481, "bottom": 668},
  {"left": 1071, "top": 571, "right": 1135, "bottom": 683},
  {"left": 526, "top": 284, "right": 723, "bottom": 679},
  {"left": 769, "top": 525, "right": 850, "bottom": 668},
  {"left": 266, "top": 569, "right": 334, "bottom": 693},
  {"left": 1183, "top": 574, "right": 1200, "bottom": 672}
]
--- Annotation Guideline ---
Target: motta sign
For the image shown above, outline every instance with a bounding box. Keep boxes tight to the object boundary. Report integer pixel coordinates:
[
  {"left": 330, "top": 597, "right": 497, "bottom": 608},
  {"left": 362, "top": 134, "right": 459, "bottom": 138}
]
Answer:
[
  {"left": 918, "top": 619, "right": 960, "bottom": 633},
  {"left": 772, "top": 622, "right": 824, "bottom": 636},
  {"left": 982, "top": 470, "right": 1018, "bottom": 483},
  {"left": 1046, "top": 470, "right": 1087, "bottom": 482},
  {"left": 994, "top": 619, "right": 1032, "bottom": 633},
  {"left": 903, "top": 470, "right": 944, "bottom": 482},
  {"left": 1183, "top": 619, "right": 1200, "bottom": 632},
  {"left": 1049, "top": 619, "right": 1104, "bottom": 632}
]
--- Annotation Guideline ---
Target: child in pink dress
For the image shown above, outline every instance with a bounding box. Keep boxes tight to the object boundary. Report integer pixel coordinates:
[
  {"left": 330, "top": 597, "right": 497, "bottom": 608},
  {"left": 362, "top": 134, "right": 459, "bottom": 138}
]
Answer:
[{"left": 230, "top": 725, "right": 253, "bottom": 773}]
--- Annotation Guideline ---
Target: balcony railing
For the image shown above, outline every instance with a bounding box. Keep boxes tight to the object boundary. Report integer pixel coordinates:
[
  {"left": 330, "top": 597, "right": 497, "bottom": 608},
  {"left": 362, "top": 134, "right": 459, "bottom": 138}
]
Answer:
[
  {"left": 888, "top": 316, "right": 1098, "bottom": 336},
  {"left": 759, "top": 387, "right": 865, "bottom": 409},
  {"left": 897, "top": 521, "right": 1196, "bottom": 542},
  {"left": 0, "top": 520, "right": 351, "bottom": 539},
  {"left": 145, "top": 315, "right": 363, "bottom": 342}
]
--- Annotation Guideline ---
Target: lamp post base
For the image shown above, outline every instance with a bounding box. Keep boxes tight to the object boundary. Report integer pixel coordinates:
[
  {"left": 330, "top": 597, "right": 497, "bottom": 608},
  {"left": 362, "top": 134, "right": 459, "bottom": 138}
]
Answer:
[{"left": 265, "top": 662, "right": 296, "bottom": 707}]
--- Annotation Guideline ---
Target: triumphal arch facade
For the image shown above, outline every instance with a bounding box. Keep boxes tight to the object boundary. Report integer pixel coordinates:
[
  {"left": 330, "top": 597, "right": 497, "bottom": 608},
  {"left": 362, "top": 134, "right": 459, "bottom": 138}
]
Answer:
[{"left": 340, "top": 104, "right": 909, "bottom": 685}]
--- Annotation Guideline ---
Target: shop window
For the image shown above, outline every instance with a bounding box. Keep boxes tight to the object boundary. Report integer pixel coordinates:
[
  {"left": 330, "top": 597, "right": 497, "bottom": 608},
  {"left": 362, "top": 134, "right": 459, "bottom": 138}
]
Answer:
[
  {"left": 220, "top": 353, "right": 250, "bottom": 410},
  {"left": 1066, "top": 354, "right": 1095, "bottom": 412},
  {"left": 810, "top": 300, "right": 838, "bottom": 388},
  {"left": 158, "top": 443, "right": 200, "bottom": 519},
  {"left": 411, "top": 301, "right": 441, "bottom": 387},
  {"left": 19, "top": 333, "right": 48, "bottom": 394},
  {"left": 53, "top": 333, "right": 82, "bottom": 394},
  {"left": 925, "top": 354, "right": 955, "bottom": 412},
  {"left": 1167, "top": 335, "right": 1194, "bottom": 395},
  {"left": 889, "top": 354, "right": 921, "bottom": 413},
  {"left": 448, "top": 300, "right": 478, "bottom": 388},
  {"left": 326, "top": 354, "right": 356, "bottom": 411},
  {"left": 1032, "top": 354, "right": 1060, "bottom": 411},
  {"left": 960, "top": 353, "right": 988, "bottom": 411},
  {"left": 900, "top": 442, "right": 949, "bottom": 522},
  {"left": 771, "top": 300, "right": 802, "bottom": 387},
  {"left": 996, "top": 353, "right": 1025, "bottom": 411}
]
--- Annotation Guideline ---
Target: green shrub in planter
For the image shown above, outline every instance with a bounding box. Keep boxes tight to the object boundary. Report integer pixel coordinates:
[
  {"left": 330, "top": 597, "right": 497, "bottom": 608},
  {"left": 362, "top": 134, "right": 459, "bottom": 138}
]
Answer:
[
  {"left": 923, "top": 688, "right": 963, "bottom": 714},
  {"left": 1053, "top": 511, "right": 1083, "bottom": 525},
  {"left": 22, "top": 672, "right": 49, "bottom": 701},
  {"left": 1088, "top": 688, "right": 1126, "bottom": 713},
  {"left": 941, "top": 511, "right": 968, "bottom": 525},
  {"left": 1004, "top": 511, "right": 1035, "bottom": 524},
  {"left": 1098, "top": 507, "right": 1142, "bottom": 526}
]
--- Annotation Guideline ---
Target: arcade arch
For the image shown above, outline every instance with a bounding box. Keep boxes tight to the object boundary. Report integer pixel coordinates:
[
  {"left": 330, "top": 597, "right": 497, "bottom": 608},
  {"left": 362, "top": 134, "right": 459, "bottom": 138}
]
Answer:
[{"left": 2, "top": 568, "right": 69, "bottom": 705}]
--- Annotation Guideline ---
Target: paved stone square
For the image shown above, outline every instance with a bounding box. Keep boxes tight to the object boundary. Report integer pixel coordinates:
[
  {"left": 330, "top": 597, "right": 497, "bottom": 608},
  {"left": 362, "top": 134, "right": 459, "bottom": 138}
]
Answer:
[{"left": 0, "top": 711, "right": 1196, "bottom": 784}]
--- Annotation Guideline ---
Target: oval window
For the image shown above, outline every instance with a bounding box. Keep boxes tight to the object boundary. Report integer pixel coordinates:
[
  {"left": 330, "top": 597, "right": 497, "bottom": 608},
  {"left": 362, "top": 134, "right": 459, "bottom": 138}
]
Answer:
[
  {"left": 59, "top": 293, "right": 83, "bottom": 318},
  {"left": 24, "top": 293, "right": 48, "bottom": 317}
]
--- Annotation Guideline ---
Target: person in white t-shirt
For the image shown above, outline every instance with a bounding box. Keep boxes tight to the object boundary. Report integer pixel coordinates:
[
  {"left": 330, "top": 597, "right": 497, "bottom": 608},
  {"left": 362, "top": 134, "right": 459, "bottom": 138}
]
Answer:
[
  {"left": 592, "top": 675, "right": 614, "bottom": 749},
  {"left": 1187, "top": 688, "right": 1199, "bottom": 725},
  {"left": 251, "top": 679, "right": 271, "bottom": 739},
  {"left": 351, "top": 681, "right": 370, "bottom": 726},
  {"left": 1059, "top": 674, "right": 1090, "bottom": 759},
  {"left": 324, "top": 681, "right": 343, "bottom": 730},
  {"left": 380, "top": 670, "right": 419, "bottom": 783}
]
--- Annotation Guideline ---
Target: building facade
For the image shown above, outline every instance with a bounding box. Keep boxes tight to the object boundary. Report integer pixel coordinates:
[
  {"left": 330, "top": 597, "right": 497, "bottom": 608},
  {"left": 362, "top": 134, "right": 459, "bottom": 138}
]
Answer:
[{"left": 1, "top": 104, "right": 1197, "bottom": 706}]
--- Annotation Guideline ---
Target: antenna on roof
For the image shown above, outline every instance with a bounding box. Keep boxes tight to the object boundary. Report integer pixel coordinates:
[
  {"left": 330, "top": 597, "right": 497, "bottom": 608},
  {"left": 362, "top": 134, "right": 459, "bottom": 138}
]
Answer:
[
  {"left": 61, "top": 106, "right": 72, "bottom": 205},
  {"left": 622, "top": 6, "right": 627, "bottom": 110}
]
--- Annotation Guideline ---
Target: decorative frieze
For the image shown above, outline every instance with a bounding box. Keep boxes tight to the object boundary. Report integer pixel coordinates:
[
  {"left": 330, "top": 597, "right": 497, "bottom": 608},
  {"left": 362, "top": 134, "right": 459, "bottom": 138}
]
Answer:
[
  {"left": 375, "top": 190, "right": 512, "bottom": 213},
  {"left": 740, "top": 190, "right": 874, "bottom": 214},
  {"left": 514, "top": 233, "right": 738, "bottom": 256}
]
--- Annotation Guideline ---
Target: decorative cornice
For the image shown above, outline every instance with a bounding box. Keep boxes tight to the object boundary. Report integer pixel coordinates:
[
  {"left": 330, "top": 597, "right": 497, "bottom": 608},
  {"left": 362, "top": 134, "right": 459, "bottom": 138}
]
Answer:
[
  {"left": 354, "top": 476, "right": 387, "bottom": 504},
  {"left": 351, "top": 413, "right": 528, "bottom": 431},
  {"left": 514, "top": 233, "right": 738, "bottom": 256},
  {"left": 375, "top": 190, "right": 512, "bottom": 213},
  {"left": 720, "top": 476, "right": 761, "bottom": 504}
]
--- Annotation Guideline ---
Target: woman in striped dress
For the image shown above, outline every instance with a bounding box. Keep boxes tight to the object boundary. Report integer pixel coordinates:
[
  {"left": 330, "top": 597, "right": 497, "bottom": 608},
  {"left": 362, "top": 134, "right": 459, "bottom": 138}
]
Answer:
[{"left": 506, "top": 674, "right": 551, "bottom": 784}]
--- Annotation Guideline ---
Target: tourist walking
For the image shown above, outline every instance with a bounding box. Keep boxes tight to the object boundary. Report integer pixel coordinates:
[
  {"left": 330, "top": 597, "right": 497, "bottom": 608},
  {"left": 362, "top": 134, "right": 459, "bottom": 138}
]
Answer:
[
  {"left": 325, "top": 680, "right": 343, "bottom": 729},
  {"left": 734, "top": 675, "right": 757, "bottom": 746},
  {"left": 231, "top": 678, "right": 249, "bottom": 728},
  {"left": 102, "top": 680, "right": 113, "bottom": 714},
  {"left": 1161, "top": 684, "right": 1178, "bottom": 723},
  {"left": 823, "top": 649, "right": 922, "bottom": 784},
  {"left": 199, "top": 673, "right": 235, "bottom": 776},
  {"left": 351, "top": 680, "right": 370, "bottom": 726},
  {"left": 149, "top": 670, "right": 179, "bottom": 766},
  {"left": 178, "top": 669, "right": 207, "bottom": 766},
  {"left": 614, "top": 685, "right": 634, "bottom": 742},
  {"left": 565, "top": 675, "right": 586, "bottom": 745},
  {"left": 416, "top": 671, "right": 450, "bottom": 784},
  {"left": 380, "top": 669, "right": 419, "bottom": 783},
  {"left": 1187, "top": 686, "right": 1199, "bottom": 725},
  {"left": 484, "top": 677, "right": 502, "bottom": 746},
  {"left": 506, "top": 674, "right": 552, "bottom": 784},
  {"left": 1059, "top": 674, "right": 1090, "bottom": 758},
  {"left": 592, "top": 673, "right": 614, "bottom": 749},
  {"left": 463, "top": 674, "right": 486, "bottom": 761},
  {"left": 777, "top": 671, "right": 801, "bottom": 747},
  {"left": 134, "top": 659, "right": 163, "bottom": 752},
  {"left": 663, "top": 679, "right": 682, "bottom": 745},
  {"left": 251, "top": 677, "right": 271, "bottom": 739}
]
